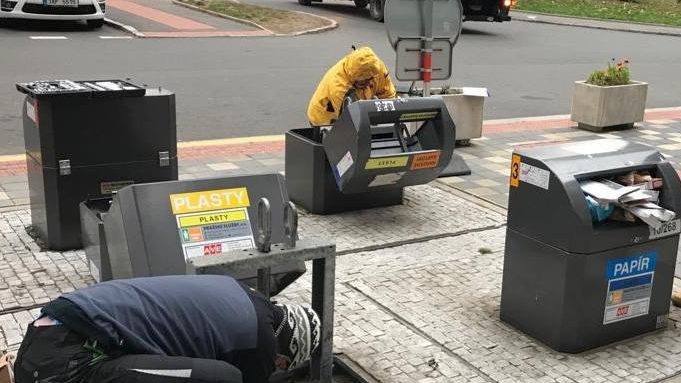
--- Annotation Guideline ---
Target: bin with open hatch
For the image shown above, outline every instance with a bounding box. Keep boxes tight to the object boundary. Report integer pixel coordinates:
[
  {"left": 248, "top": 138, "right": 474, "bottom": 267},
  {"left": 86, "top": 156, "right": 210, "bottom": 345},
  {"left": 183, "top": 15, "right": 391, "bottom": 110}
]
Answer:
[
  {"left": 286, "top": 97, "right": 467, "bottom": 214},
  {"left": 81, "top": 174, "right": 305, "bottom": 296},
  {"left": 500, "top": 139, "right": 681, "bottom": 353}
]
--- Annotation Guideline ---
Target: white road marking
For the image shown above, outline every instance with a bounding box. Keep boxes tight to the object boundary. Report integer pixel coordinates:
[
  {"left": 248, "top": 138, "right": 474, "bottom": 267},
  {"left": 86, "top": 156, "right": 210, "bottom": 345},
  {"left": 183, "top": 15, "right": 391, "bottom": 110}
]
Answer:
[
  {"left": 99, "top": 36, "right": 133, "bottom": 39},
  {"left": 29, "top": 36, "right": 68, "bottom": 40}
]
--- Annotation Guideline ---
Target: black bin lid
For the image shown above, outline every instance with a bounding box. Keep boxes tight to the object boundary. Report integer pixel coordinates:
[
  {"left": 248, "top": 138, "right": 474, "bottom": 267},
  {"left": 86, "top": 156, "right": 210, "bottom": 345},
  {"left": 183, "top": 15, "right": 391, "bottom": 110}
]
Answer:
[{"left": 16, "top": 79, "right": 146, "bottom": 100}]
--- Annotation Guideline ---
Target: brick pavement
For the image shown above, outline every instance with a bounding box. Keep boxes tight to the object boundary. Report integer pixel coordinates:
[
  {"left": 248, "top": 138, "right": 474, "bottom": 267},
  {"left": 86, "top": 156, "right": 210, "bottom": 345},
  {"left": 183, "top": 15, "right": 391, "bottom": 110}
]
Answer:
[{"left": 1, "top": 113, "right": 681, "bottom": 381}]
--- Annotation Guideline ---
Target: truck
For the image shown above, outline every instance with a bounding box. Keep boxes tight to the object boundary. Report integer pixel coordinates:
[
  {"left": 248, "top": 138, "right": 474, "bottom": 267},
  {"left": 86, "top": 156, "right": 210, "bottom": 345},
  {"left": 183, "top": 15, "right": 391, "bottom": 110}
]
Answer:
[{"left": 297, "top": 0, "right": 512, "bottom": 23}]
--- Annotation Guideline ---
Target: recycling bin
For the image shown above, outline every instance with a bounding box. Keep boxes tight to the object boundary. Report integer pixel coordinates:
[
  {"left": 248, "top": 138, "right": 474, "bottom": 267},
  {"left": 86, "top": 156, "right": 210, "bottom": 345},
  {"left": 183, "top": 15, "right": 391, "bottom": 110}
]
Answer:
[
  {"left": 286, "top": 97, "right": 467, "bottom": 214},
  {"left": 80, "top": 198, "right": 113, "bottom": 283},
  {"left": 500, "top": 139, "right": 681, "bottom": 353},
  {"left": 98, "top": 174, "right": 305, "bottom": 296},
  {"left": 17, "top": 79, "right": 178, "bottom": 250}
]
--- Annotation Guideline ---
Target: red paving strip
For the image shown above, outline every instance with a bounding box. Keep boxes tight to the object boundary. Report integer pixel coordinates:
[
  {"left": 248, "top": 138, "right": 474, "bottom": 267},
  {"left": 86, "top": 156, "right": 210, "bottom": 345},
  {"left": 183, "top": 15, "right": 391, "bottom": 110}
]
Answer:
[
  {"left": 484, "top": 118, "right": 575, "bottom": 134},
  {"left": 0, "top": 161, "right": 26, "bottom": 177},
  {"left": 179, "top": 141, "right": 284, "bottom": 160},
  {"left": 1, "top": 109, "right": 679, "bottom": 177},
  {"left": 0, "top": 141, "right": 285, "bottom": 176},
  {"left": 483, "top": 108, "right": 681, "bottom": 135},
  {"left": 107, "top": 0, "right": 215, "bottom": 30},
  {"left": 142, "top": 30, "right": 272, "bottom": 37}
]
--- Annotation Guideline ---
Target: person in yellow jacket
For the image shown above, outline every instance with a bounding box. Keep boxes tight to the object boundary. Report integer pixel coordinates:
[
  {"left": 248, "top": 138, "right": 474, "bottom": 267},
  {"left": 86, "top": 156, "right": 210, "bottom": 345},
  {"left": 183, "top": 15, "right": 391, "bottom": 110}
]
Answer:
[{"left": 307, "top": 46, "right": 397, "bottom": 127}]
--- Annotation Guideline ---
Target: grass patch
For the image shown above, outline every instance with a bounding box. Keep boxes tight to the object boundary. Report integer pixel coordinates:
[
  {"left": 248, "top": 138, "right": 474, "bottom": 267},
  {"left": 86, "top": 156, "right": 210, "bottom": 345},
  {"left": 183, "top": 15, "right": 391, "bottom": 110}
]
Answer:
[
  {"left": 180, "top": 0, "right": 331, "bottom": 34},
  {"left": 515, "top": 0, "right": 681, "bottom": 27}
]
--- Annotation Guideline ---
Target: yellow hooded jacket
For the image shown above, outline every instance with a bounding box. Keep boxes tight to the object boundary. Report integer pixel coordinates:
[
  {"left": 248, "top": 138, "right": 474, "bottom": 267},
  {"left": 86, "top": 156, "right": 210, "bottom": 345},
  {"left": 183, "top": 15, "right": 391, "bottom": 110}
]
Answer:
[{"left": 307, "top": 47, "right": 397, "bottom": 126}]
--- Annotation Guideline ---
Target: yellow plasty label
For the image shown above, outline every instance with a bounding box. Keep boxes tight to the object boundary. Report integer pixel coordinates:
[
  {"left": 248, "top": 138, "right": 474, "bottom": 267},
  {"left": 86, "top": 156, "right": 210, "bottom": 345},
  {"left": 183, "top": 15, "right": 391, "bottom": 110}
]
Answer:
[
  {"left": 178, "top": 209, "right": 247, "bottom": 227},
  {"left": 170, "top": 187, "right": 250, "bottom": 214},
  {"left": 365, "top": 156, "right": 409, "bottom": 170}
]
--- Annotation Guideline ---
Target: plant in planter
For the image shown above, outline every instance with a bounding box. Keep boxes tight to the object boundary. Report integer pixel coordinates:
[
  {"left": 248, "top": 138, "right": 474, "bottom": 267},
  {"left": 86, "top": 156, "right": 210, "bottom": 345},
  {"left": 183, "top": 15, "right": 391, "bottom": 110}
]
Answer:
[{"left": 571, "top": 59, "right": 648, "bottom": 132}]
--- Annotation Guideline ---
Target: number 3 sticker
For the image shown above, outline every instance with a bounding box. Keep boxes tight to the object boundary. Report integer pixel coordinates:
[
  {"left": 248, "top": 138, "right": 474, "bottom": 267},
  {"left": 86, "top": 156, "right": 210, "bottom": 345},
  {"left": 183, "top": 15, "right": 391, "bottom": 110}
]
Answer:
[{"left": 510, "top": 154, "right": 521, "bottom": 187}]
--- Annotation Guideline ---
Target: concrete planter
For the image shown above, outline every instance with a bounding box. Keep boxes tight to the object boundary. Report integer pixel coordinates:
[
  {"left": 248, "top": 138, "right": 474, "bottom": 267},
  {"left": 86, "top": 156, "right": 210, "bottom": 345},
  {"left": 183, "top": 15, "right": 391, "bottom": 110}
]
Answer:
[
  {"left": 571, "top": 80, "right": 648, "bottom": 131},
  {"left": 431, "top": 89, "right": 487, "bottom": 145}
]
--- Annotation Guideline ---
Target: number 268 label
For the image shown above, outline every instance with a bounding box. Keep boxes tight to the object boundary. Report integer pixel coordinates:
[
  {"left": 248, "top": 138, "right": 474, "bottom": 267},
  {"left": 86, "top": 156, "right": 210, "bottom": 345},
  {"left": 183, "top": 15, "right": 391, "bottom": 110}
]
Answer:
[{"left": 650, "top": 219, "right": 681, "bottom": 240}]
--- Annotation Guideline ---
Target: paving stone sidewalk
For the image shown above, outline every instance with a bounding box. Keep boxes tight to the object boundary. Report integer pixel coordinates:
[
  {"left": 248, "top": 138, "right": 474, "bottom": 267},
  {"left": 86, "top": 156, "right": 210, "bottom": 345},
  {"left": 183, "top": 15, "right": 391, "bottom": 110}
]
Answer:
[{"left": 1, "top": 117, "right": 681, "bottom": 382}]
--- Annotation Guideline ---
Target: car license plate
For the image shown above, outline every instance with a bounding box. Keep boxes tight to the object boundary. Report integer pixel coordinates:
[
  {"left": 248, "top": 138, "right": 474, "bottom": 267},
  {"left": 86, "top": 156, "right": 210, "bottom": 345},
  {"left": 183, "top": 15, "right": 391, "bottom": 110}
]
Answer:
[{"left": 43, "top": 0, "right": 79, "bottom": 7}]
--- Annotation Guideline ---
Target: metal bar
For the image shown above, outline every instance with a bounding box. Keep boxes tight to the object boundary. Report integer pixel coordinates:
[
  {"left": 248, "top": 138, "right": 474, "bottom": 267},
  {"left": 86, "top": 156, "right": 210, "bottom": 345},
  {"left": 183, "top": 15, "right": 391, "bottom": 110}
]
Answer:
[
  {"left": 256, "top": 267, "right": 272, "bottom": 298},
  {"left": 310, "top": 255, "right": 335, "bottom": 382}
]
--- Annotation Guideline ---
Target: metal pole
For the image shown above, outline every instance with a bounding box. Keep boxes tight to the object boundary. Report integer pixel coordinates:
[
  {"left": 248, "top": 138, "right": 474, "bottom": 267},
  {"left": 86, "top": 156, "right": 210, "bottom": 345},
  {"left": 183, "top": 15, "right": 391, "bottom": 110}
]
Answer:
[{"left": 422, "top": 0, "right": 434, "bottom": 97}]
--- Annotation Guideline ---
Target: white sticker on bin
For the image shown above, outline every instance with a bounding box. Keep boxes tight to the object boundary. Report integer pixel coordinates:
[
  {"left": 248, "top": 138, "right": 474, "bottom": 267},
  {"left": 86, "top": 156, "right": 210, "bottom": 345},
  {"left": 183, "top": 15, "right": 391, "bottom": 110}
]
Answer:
[
  {"left": 518, "top": 162, "right": 550, "bottom": 190},
  {"left": 649, "top": 219, "right": 681, "bottom": 240},
  {"left": 336, "top": 151, "right": 354, "bottom": 178},
  {"left": 26, "top": 101, "right": 36, "bottom": 124},
  {"left": 369, "top": 172, "right": 405, "bottom": 187}
]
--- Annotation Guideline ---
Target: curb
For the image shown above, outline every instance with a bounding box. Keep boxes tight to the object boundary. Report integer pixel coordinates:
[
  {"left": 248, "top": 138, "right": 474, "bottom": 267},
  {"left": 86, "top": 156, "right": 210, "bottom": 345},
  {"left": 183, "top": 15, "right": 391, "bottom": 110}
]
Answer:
[
  {"left": 0, "top": 106, "right": 679, "bottom": 164},
  {"left": 512, "top": 10, "right": 681, "bottom": 38},
  {"left": 103, "top": 17, "right": 145, "bottom": 38},
  {"left": 172, "top": 0, "right": 338, "bottom": 37}
]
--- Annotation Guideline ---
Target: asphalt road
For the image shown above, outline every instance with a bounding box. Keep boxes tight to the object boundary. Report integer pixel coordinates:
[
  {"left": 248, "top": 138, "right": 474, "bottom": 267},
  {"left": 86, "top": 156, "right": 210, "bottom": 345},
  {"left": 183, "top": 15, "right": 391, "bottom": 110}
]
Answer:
[{"left": 1, "top": 1, "right": 680, "bottom": 155}]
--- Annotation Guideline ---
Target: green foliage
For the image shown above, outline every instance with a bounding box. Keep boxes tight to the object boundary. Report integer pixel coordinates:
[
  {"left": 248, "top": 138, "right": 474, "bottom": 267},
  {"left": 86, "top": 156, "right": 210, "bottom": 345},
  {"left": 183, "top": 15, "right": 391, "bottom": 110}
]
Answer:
[
  {"left": 586, "top": 59, "right": 631, "bottom": 86},
  {"left": 515, "top": 0, "right": 681, "bottom": 27}
]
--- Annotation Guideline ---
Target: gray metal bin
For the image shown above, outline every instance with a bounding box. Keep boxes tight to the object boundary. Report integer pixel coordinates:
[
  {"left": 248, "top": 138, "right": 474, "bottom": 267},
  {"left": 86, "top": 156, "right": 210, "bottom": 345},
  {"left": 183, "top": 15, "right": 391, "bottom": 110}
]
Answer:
[
  {"left": 500, "top": 139, "right": 681, "bottom": 353},
  {"left": 98, "top": 174, "right": 305, "bottom": 296},
  {"left": 286, "top": 97, "right": 468, "bottom": 214},
  {"left": 17, "top": 80, "right": 178, "bottom": 250}
]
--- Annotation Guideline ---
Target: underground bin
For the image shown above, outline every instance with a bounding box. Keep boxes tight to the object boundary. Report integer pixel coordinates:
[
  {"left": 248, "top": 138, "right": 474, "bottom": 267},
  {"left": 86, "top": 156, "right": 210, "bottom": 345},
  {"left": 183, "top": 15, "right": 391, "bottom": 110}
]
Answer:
[
  {"left": 500, "top": 138, "right": 681, "bottom": 353},
  {"left": 286, "top": 97, "right": 468, "bottom": 214}
]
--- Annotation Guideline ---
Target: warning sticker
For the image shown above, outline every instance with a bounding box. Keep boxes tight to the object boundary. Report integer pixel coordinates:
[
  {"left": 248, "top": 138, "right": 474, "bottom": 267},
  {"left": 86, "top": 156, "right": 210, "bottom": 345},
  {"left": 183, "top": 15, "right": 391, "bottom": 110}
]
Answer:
[
  {"left": 175, "top": 207, "right": 255, "bottom": 260},
  {"left": 518, "top": 162, "right": 550, "bottom": 190},
  {"left": 365, "top": 156, "right": 409, "bottom": 170},
  {"left": 510, "top": 154, "right": 520, "bottom": 187},
  {"left": 100, "top": 180, "right": 134, "bottom": 195},
  {"left": 399, "top": 111, "right": 438, "bottom": 122},
  {"left": 169, "top": 187, "right": 250, "bottom": 215},
  {"left": 336, "top": 151, "right": 354, "bottom": 178},
  {"left": 411, "top": 151, "right": 441, "bottom": 170},
  {"left": 26, "top": 101, "right": 37, "bottom": 125},
  {"left": 603, "top": 252, "right": 657, "bottom": 325}
]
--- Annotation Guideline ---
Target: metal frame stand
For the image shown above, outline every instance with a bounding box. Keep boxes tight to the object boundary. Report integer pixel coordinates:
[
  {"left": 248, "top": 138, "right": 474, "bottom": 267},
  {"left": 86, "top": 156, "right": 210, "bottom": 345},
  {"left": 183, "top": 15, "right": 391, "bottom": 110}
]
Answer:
[{"left": 186, "top": 238, "right": 336, "bottom": 382}]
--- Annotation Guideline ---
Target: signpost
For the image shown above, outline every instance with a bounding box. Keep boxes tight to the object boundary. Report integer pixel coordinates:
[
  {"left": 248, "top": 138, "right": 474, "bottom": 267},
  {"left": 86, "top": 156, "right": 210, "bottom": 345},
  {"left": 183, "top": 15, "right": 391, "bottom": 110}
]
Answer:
[{"left": 385, "top": 0, "right": 463, "bottom": 96}]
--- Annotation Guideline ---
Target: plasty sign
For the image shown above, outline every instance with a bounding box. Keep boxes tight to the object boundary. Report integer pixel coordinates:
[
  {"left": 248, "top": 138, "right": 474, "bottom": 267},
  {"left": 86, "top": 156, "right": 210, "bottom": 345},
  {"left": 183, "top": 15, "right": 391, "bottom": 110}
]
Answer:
[{"left": 169, "top": 187, "right": 250, "bottom": 214}]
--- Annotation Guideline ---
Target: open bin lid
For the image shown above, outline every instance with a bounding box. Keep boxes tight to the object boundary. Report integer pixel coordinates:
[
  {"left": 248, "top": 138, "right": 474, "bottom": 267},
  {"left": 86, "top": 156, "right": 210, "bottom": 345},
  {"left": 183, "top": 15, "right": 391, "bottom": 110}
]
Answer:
[
  {"left": 508, "top": 139, "right": 681, "bottom": 254},
  {"left": 322, "top": 98, "right": 455, "bottom": 194}
]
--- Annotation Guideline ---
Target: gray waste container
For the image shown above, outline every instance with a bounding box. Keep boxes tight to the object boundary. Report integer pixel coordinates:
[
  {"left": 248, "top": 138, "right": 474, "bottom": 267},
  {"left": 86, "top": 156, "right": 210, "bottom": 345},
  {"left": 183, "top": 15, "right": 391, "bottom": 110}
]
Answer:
[
  {"left": 17, "top": 79, "right": 178, "bottom": 250},
  {"left": 500, "top": 139, "right": 681, "bottom": 353},
  {"left": 286, "top": 97, "right": 468, "bottom": 214},
  {"left": 94, "top": 174, "right": 305, "bottom": 296}
]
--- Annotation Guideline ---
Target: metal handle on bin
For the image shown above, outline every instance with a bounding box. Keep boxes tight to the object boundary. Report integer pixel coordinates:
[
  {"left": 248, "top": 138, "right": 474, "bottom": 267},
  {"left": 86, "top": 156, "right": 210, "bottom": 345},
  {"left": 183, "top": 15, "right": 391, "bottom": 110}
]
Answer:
[
  {"left": 256, "top": 198, "right": 271, "bottom": 253},
  {"left": 284, "top": 201, "right": 298, "bottom": 249}
]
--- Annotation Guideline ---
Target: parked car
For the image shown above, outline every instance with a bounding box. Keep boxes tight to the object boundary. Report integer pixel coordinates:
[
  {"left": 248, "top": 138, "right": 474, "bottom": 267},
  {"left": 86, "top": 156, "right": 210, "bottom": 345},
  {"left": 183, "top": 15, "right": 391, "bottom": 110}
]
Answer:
[
  {"left": 0, "top": 0, "right": 106, "bottom": 28},
  {"left": 298, "top": 0, "right": 512, "bottom": 23}
]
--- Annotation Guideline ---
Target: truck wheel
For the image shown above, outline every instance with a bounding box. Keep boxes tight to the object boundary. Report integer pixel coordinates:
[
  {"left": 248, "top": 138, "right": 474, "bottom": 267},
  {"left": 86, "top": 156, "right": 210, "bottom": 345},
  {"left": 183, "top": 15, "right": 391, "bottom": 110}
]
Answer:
[
  {"left": 298, "top": 0, "right": 312, "bottom": 5},
  {"left": 354, "top": 0, "right": 368, "bottom": 8},
  {"left": 369, "top": 0, "right": 385, "bottom": 21}
]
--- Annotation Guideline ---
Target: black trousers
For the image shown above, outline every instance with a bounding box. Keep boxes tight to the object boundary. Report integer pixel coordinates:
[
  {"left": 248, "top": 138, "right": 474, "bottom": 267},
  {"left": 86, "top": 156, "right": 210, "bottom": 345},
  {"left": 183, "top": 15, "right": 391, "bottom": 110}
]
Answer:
[{"left": 14, "top": 323, "right": 243, "bottom": 383}]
